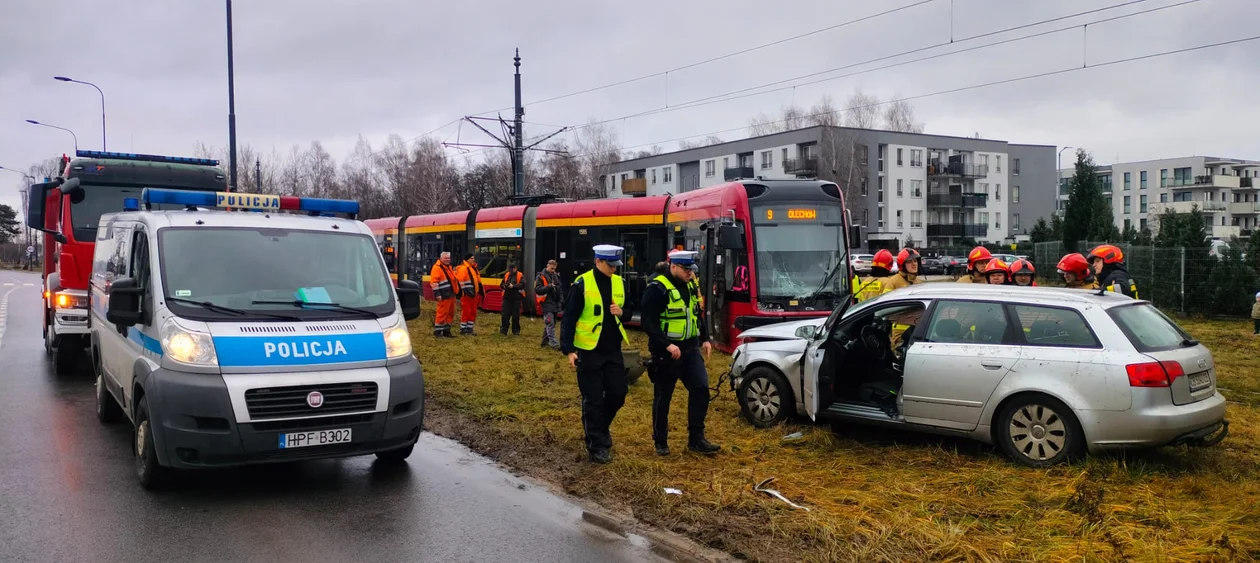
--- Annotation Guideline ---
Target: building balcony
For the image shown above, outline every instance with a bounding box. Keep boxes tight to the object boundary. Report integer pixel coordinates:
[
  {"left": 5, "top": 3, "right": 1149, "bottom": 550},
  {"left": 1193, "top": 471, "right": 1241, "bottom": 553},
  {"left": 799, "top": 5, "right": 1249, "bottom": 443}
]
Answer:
[
  {"left": 1240, "top": 177, "right": 1255, "bottom": 189},
  {"left": 927, "top": 192, "right": 989, "bottom": 208},
  {"left": 1156, "top": 200, "right": 1228, "bottom": 214},
  {"left": 1170, "top": 174, "right": 1242, "bottom": 189},
  {"left": 927, "top": 223, "right": 988, "bottom": 238},
  {"left": 782, "top": 158, "right": 818, "bottom": 177},
  {"left": 1230, "top": 201, "right": 1260, "bottom": 215},
  {"left": 1210, "top": 225, "right": 1241, "bottom": 239},
  {"left": 723, "top": 166, "right": 756, "bottom": 181},
  {"left": 621, "top": 177, "right": 647, "bottom": 195},
  {"left": 927, "top": 160, "right": 987, "bottom": 179}
]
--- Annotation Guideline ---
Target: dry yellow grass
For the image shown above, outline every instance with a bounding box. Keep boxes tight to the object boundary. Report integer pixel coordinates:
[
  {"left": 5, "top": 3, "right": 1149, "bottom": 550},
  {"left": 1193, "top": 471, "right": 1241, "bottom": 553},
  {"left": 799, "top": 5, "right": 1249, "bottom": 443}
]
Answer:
[{"left": 410, "top": 305, "right": 1260, "bottom": 562}]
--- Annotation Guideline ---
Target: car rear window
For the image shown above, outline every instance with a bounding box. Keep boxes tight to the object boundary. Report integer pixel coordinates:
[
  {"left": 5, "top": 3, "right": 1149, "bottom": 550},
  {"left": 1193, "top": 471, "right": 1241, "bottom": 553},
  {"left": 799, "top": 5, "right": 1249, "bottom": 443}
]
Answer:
[
  {"left": 1107, "top": 303, "right": 1192, "bottom": 352},
  {"left": 1012, "top": 305, "right": 1100, "bottom": 348}
]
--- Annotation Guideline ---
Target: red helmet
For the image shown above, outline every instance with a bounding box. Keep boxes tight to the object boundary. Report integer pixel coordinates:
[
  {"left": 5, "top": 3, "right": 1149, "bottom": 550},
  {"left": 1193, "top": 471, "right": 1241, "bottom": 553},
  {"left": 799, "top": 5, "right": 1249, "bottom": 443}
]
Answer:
[
  {"left": 871, "top": 249, "right": 895, "bottom": 270},
  {"left": 1057, "top": 253, "right": 1091, "bottom": 277},
  {"left": 1087, "top": 244, "right": 1125, "bottom": 265},
  {"left": 967, "top": 246, "right": 993, "bottom": 271},
  {"left": 1010, "top": 259, "right": 1035, "bottom": 276},
  {"left": 896, "top": 248, "right": 921, "bottom": 270},
  {"left": 985, "top": 258, "right": 1010, "bottom": 283}
]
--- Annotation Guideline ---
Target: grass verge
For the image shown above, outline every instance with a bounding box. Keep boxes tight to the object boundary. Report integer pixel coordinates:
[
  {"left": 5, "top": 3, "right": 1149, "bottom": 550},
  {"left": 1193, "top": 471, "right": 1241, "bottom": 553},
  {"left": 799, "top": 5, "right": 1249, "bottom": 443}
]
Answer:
[{"left": 410, "top": 304, "right": 1260, "bottom": 562}]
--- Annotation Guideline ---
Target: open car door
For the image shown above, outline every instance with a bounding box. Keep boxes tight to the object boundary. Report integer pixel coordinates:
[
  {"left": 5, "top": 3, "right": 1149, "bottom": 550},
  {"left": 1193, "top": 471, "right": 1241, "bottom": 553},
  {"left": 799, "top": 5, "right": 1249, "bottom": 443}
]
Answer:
[{"left": 802, "top": 338, "right": 824, "bottom": 421}]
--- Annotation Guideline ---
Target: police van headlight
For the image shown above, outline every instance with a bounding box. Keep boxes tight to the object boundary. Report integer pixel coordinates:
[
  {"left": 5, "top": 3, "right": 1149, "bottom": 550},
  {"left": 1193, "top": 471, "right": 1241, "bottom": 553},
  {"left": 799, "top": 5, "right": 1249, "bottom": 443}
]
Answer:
[
  {"left": 384, "top": 319, "right": 413, "bottom": 359},
  {"left": 160, "top": 318, "right": 219, "bottom": 366}
]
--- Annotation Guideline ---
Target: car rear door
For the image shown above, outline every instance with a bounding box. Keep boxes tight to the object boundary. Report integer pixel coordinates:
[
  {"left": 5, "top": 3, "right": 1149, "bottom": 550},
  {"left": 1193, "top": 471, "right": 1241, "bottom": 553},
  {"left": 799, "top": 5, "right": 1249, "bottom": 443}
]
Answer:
[
  {"left": 1108, "top": 303, "right": 1218, "bottom": 405},
  {"left": 901, "top": 299, "right": 1021, "bottom": 431}
]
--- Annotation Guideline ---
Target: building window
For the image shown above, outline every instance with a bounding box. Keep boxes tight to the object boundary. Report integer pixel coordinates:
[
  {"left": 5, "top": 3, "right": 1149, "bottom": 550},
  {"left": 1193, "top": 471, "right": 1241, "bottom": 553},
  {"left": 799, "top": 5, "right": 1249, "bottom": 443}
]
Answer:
[
  {"left": 1140, "top": 218, "right": 1147, "bottom": 231},
  {"left": 723, "top": 157, "right": 730, "bottom": 170},
  {"left": 1013, "top": 213, "right": 1020, "bottom": 231},
  {"left": 911, "top": 180, "right": 923, "bottom": 198},
  {"left": 1124, "top": 218, "right": 1131, "bottom": 231},
  {"left": 652, "top": 169, "right": 657, "bottom": 185},
  {"left": 979, "top": 211, "right": 989, "bottom": 226},
  {"left": 860, "top": 177, "right": 868, "bottom": 196},
  {"left": 761, "top": 151, "right": 772, "bottom": 170},
  {"left": 663, "top": 166, "right": 672, "bottom": 183},
  {"left": 878, "top": 179, "right": 884, "bottom": 203},
  {"left": 1012, "top": 185, "right": 1020, "bottom": 203},
  {"left": 737, "top": 154, "right": 751, "bottom": 168},
  {"left": 1124, "top": 172, "right": 1131, "bottom": 190},
  {"left": 996, "top": 183, "right": 1001, "bottom": 201},
  {"left": 1140, "top": 170, "right": 1148, "bottom": 189},
  {"left": 1160, "top": 192, "right": 1168, "bottom": 203},
  {"left": 1173, "top": 167, "right": 1192, "bottom": 185},
  {"left": 897, "top": 179, "right": 904, "bottom": 197},
  {"left": 1160, "top": 169, "right": 1168, "bottom": 188},
  {"left": 1013, "top": 158, "right": 1021, "bottom": 175},
  {"left": 1140, "top": 194, "right": 1148, "bottom": 213},
  {"left": 978, "top": 182, "right": 988, "bottom": 196},
  {"left": 911, "top": 210, "right": 923, "bottom": 228},
  {"left": 705, "top": 160, "right": 715, "bottom": 177},
  {"left": 877, "top": 207, "right": 885, "bottom": 229},
  {"left": 896, "top": 210, "right": 903, "bottom": 228},
  {"left": 858, "top": 144, "right": 869, "bottom": 167},
  {"left": 896, "top": 148, "right": 904, "bottom": 166},
  {"left": 995, "top": 212, "right": 1001, "bottom": 229},
  {"left": 996, "top": 156, "right": 1002, "bottom": 173},
  {"left": 1123, "top": 195, "right": 1131, "bottom": 213},
  {"left": 621, "top": 173, "right": 628, "bottom": 183},
  {"left": 911, "top": 149, "right": 923, "bottom": 167}
]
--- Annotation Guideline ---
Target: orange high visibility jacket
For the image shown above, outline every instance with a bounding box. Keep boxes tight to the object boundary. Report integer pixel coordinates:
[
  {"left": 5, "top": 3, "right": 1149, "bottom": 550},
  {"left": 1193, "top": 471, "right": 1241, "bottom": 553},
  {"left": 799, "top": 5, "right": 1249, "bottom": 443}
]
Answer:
[{"left": 455, "top": 261, "right": 483, "bottom": 298}]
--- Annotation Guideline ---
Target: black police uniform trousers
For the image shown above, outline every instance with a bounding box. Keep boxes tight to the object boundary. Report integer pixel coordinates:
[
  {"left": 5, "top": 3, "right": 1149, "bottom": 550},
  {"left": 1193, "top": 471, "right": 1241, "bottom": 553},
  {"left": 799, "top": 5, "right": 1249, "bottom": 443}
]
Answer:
[
  {"left": 651, "top": 343, "right": 709, "bottom": 445},
  {"left": 576, "top": 349, "right": 627, "bottom": 453}
]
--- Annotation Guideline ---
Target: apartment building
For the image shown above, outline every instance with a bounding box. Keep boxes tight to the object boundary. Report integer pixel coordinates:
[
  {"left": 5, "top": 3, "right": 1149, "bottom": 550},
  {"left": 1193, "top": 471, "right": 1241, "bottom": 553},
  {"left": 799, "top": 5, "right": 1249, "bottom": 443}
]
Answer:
[
  {"left": 1058, "top": 156, "right": 1260, "bottom": 239},
  {"left": 603, "top": 125, "right": 1057, "bottom": 249}
]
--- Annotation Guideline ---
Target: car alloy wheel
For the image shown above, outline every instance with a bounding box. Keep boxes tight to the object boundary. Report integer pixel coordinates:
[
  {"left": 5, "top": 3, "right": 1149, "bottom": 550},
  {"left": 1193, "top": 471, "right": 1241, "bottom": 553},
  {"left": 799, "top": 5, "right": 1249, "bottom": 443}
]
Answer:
[
  {"left": 745, "top": 377, "right": 781, "bottom": 423},
  {"left": 738, "top": 366, "right": 793, "bottom": 427},
  {"left": 1008, "top": 403, "right": 1067, "bottom": 461}
]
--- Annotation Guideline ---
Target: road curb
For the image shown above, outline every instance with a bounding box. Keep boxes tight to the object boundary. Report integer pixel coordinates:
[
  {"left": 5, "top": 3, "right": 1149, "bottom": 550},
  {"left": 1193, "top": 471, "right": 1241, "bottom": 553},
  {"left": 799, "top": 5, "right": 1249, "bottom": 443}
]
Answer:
[{"left": 578, "top": 506, "right": 732, "bottom": 563}]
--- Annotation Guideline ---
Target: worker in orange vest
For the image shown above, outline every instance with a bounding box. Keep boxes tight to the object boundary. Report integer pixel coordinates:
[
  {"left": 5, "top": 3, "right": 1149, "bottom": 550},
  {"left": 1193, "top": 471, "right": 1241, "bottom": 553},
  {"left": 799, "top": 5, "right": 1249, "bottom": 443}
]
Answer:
[
  {"left": 454, "top": 253, "right": 485, "bottom": 335},
  {"left": 429, "top": 252, "right": 458, "bottom": 338},
  {"left": 500, "top": 262, "right": 526, "bottom": 336}
]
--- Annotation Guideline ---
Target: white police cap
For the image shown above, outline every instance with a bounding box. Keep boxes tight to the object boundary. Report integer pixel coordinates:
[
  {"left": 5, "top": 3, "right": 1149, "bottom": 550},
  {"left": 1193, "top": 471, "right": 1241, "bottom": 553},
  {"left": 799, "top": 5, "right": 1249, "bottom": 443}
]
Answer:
[
  {"left": 668, "top": 250, "right": 699, "bottom": 271},
  {"left": 593, "top": 244, "right": 624, "bottom": 266}
]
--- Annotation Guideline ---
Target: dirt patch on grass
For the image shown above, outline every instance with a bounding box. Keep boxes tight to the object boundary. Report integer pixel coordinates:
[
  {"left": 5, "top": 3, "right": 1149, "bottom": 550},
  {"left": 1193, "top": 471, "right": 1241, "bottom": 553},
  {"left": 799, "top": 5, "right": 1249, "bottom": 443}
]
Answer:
[{"left": 410, "top": 305, "right": 1260, "bottom": 562}]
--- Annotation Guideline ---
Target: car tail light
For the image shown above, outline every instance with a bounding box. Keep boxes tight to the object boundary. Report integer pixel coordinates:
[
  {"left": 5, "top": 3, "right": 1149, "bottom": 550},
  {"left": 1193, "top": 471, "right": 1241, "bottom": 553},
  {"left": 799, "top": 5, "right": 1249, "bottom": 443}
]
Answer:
[{"left": 1126, "top": 361, "right": 1185, "bottom": 387}]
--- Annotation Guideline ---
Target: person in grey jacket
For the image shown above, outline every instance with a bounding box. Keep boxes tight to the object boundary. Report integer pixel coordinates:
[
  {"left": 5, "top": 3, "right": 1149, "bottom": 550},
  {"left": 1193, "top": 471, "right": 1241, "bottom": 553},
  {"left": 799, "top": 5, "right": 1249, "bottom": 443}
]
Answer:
[{"left": 535, "top": 259, "right": 564, "bottom": 349}]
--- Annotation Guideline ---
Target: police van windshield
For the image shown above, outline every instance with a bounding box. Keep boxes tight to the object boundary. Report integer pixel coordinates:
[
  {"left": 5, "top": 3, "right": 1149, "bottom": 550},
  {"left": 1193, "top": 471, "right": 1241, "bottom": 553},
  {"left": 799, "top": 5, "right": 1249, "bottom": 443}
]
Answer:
[{"left": 158, "top": 227, "right": 395, "bottom": 320}]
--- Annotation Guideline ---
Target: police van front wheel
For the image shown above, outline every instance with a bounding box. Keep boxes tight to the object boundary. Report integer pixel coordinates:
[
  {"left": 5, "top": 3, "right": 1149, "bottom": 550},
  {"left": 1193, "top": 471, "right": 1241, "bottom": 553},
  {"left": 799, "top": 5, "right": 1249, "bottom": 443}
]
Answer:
[
  {"left": 135, "top": 396, "right": 171, "bottom": 489},
  {"left": 738, "top": 367, "right": 794, "bottom": 428},
  {"left": 375, "top": 444, "right": 414, "bottom": 463}
]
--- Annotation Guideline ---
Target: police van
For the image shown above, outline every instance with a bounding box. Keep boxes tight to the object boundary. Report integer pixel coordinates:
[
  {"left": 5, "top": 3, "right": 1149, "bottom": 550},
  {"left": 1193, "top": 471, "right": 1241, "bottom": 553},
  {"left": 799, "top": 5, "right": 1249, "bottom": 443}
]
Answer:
[{"left": 89, "top": 188, "right": 424, "bottom": 488}]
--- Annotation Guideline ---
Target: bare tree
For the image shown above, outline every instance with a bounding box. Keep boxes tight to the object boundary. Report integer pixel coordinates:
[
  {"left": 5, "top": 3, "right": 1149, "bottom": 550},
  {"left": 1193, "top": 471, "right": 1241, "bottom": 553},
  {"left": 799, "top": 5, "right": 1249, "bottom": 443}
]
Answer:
[
  {"left": 807, "top": 95, "right": 840, "bottom": 127},
  {"left": 843, "top": 88, "right": 881, "bottom": 129},
  {"left": 882, "top": 97, "right": 924, "bottom": 133},
  {"left": 573, "top": 120, "right": 622, "bottom": 198},
  {"left": 536, "top": 140, "right": 584, "bottom": 200},
  {"left": 306, "top": 141, "right": 338, "bottom": 198},
  {"left": 677, "top": 136, "right": 724, "bottom": 150},
  {"left": 26, "top": 156, "right": 65, "bottom": 181}
]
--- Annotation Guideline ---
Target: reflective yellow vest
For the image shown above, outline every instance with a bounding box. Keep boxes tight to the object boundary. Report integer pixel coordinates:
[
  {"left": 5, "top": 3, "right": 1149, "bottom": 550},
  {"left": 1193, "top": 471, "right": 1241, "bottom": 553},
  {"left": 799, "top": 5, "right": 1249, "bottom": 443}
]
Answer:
[
  {"left": 653, "top": 274, "right": 700, "bottom": 340},
  {"left": 572, "top": 270, "right": 629, "bottom": 350}
]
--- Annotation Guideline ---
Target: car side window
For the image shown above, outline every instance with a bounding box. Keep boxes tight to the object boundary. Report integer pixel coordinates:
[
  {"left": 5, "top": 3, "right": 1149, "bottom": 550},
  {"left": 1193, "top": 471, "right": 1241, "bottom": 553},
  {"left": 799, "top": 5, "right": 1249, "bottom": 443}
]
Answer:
[
  {"left": 129, "top": 228, "right": 152, "bottom": 322},
  {"left": 925, "top": 300, "right": 1011, "bottom": 345},
  {"left": 1011, "top": 305, "right": 1100, "bottom": 348}
]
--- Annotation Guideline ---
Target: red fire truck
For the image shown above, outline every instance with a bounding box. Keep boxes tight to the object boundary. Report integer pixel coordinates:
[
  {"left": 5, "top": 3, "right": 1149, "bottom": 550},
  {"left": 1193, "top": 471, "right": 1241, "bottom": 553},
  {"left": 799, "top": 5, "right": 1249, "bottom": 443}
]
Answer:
[{"left": 25, "top": 150, "right": 229, "bottom": 373}]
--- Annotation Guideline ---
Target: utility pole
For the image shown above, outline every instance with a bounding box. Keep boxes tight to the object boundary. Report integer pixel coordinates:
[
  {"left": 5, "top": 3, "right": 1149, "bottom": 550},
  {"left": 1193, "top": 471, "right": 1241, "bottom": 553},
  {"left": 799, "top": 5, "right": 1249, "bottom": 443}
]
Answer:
[
  {"left": 513, "top": 50, "right": 525, "bottom": 198},
  {"left": 443, "top": 50, "right": 569, "bottom": 203},
  {"left": 226, "top": 0, "right": 238, "bottom": 192},
  {"left": 256, "top": 158, "right": 261, "bottom": 191}
]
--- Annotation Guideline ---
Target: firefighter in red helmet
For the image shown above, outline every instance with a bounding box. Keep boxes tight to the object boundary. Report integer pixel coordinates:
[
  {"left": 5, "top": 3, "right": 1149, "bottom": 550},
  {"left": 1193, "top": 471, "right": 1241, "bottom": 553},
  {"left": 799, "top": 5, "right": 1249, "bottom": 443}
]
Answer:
[
  {"left": 958, "top": 246, "right": 992, "bottom": 283},
  {"left": 1056, "top": 253, "right": 1098, "bottom": 289},
  {"left": 884, "top": 248, "right": 925, "bottom": 291},
  {"left": 985, "top": 258, "right": 1011, "bottom": 285},
  {"left": 1009, "top": 259, "right": 1036, "bottom": 287},
  {"left": 1088, "top": 244, "right": 1138, "bottom": 298},
  {"left": 855, "top": 249, "right": 895, "bottom": 302}
]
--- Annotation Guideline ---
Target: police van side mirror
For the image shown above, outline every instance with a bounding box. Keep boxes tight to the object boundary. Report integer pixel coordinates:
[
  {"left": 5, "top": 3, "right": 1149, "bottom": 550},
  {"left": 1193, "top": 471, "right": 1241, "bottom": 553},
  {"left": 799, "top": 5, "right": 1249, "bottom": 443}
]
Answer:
[
  {"left": 396, "top": 279, "right": 422, "bottom": 321},
  {"left": 718, "top": 225, "right": 745, "bottom": 250},
  {"left": 106, "top": 277, "right": 144, "bottom": 328}
]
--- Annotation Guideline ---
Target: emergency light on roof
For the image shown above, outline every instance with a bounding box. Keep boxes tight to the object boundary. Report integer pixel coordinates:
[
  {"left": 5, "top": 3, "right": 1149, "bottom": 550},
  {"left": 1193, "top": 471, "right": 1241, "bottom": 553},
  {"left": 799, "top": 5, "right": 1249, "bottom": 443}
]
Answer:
[
  {"left": 139, "top": 188, "right": 360, "bottom": 217},
  {"left": 76, "top": 150, "right": 220, "bottom": 167}
]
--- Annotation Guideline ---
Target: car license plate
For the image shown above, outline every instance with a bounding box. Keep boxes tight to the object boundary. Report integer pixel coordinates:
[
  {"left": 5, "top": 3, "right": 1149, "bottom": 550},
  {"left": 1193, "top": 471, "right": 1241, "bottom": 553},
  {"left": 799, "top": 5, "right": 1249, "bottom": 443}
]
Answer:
[
  {"left": 1188, "top": 372, "right": 1212, "bottom": 392},
  {"left": 279, "top": 428, "right": 352, "bottom": 449}
]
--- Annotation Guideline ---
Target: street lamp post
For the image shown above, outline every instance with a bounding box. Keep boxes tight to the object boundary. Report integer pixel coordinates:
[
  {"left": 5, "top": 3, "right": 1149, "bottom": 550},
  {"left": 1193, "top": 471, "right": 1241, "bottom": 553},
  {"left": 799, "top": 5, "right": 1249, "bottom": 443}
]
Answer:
[
  {"left": 26, "top": 119, "right": 79, "bottom": 152},
  {"left": 53, "top": 76, "right": 106, "bottom": 151},
  {"left": 226, "top": 0, "right": 238, "bottom": 192}
]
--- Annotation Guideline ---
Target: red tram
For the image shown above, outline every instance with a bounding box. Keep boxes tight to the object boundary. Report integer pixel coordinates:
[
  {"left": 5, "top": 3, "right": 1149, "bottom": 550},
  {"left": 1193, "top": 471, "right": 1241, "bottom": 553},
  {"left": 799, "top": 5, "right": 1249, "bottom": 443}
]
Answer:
[{"left": 367, "top": 179, "right": 851, "bottom": 352}]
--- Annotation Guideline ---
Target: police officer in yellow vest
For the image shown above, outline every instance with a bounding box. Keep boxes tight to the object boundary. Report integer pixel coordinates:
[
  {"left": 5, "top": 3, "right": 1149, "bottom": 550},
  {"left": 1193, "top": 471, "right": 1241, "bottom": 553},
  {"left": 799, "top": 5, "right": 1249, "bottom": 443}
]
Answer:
[
  {"left": 561, "top": 244, "right": 630, "bottom": 464},
  {"left": 641, "top": 250, "right": 720, "bottom": 457},
  {"left": 855, "top": 249, "right": 896, "bottom": 302}
]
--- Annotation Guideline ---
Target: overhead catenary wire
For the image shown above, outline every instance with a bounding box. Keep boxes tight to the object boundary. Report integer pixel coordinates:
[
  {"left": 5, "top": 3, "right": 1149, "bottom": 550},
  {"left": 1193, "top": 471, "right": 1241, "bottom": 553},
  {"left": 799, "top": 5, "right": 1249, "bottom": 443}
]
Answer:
[{"left": 565, "top": 33, "right": 1260, "bottom": 161}]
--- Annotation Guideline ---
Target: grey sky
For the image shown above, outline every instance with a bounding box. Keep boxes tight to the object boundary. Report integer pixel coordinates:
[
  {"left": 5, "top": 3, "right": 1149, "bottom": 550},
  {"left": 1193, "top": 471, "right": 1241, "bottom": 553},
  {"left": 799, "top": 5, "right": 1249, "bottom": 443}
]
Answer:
[{"left": 3, "top": 0, "right": 1259, "bottom": 217}]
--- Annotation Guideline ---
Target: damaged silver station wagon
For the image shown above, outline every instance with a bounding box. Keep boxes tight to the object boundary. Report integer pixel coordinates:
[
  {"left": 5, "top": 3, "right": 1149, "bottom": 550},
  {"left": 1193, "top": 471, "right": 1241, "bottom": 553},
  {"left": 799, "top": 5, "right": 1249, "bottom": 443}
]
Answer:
[{"left": 727, "top": 284, "right": 1230, "bottom": 466}]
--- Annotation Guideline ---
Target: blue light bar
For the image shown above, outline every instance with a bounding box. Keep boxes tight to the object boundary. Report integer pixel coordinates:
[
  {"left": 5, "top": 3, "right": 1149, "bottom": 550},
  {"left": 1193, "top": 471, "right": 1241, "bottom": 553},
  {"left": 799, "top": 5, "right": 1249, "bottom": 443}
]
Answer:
[
  {"left": 76, "top": 150, "right": 219, "bottom": 167},
  {"left": 123, "top": 198, "right": 140, "bottom": 212},
  {"left": 295, "top": 196, "right": 360, "bottom": 216}
]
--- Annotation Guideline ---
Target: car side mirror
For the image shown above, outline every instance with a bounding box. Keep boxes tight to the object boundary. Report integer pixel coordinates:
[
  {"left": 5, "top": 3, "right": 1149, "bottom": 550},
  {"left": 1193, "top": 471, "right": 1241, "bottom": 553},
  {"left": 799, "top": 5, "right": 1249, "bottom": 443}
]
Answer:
[
  {"left": 397, "top": 279, "right": 422, "bottom": 321},
  {"left": 718, "top": 225, "right": 745, "bottom": 249},
  {"left": 795, "top": 325, "right": 817, "bottom": 339},
  {"left": 61, "top": 177, "right": 85, "bottom": 204},
  {"left": 106, "top": 277, "right": 144, "bottom": 328}
]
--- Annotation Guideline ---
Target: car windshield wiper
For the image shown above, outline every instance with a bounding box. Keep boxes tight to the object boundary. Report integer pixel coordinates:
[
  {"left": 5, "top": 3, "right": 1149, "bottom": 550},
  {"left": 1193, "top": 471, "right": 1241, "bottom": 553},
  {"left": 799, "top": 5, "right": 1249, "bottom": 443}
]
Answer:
[
  {"left": 166, "top": 297, "right": 301, "bottom": 321},
  {"left": 251, "top": 300, "right": 378, "bottom": 317},
  {"left": 806, "top": 254, "right": 846, "bottom": 301}
]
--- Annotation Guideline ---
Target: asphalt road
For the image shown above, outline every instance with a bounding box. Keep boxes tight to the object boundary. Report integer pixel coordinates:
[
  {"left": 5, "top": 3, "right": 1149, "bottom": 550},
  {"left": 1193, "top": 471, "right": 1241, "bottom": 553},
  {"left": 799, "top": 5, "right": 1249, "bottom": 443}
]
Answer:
[{"left": 0, "top": 269, "right": 665, "bottom": 563}]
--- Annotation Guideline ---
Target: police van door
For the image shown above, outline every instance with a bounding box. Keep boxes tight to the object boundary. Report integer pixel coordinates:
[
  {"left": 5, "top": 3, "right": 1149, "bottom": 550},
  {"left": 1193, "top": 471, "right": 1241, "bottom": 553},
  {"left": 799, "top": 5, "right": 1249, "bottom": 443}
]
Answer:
[{"left": 108, "top": 225, "right": 154, "bottom": 412}]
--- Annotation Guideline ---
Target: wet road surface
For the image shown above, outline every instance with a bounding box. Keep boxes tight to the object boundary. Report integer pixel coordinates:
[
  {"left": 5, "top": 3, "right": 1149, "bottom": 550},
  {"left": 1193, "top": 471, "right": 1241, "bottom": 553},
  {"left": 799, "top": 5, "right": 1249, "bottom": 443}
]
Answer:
[{"left": 0, "top": 269, "right": 665, "bottom": 563}]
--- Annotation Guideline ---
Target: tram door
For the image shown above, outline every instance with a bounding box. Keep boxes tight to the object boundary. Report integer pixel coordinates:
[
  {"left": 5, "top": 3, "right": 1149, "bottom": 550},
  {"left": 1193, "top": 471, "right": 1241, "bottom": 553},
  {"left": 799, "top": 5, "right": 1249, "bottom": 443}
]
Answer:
[
  {"left": 702, "top": 226, "right": 727, "bottom": 347},
  {"left": 619, "top": 231, "right": 649, "bottom": 321}
]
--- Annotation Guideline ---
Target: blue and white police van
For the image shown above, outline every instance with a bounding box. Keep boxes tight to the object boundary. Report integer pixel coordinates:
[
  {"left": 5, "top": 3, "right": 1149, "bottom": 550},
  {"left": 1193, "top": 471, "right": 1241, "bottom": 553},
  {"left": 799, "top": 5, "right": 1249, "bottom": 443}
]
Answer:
[{"left": 89, "top": 188, "right": 425, "bottom": 488}]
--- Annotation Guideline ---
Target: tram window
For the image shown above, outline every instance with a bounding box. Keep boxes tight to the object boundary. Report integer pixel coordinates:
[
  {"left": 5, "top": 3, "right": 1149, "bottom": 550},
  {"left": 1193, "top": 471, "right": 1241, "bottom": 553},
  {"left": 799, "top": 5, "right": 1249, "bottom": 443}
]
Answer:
[{"left": 477, "top": 243, "right": 520, "bottom": 281}]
